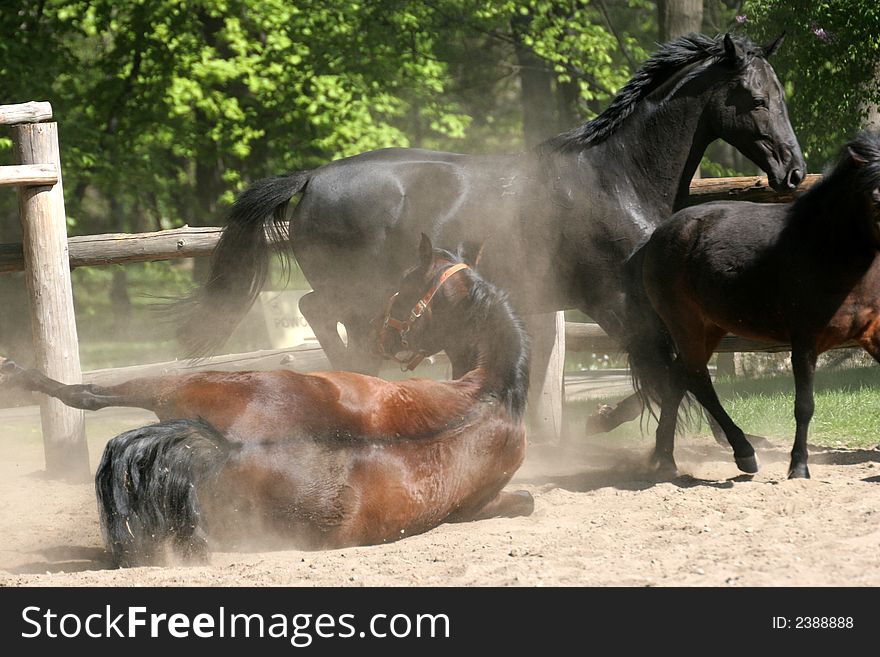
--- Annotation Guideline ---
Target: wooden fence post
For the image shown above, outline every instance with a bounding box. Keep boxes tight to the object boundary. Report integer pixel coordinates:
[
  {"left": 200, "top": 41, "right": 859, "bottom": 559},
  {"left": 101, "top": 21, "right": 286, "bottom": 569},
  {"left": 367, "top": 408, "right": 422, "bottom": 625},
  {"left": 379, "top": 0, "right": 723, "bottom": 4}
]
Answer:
[
  {"left": 11, "top": 121, "right": 89, "bottom": 481},
  {"left": 525, "top": 310, "right": 566, "bottom": 444}
]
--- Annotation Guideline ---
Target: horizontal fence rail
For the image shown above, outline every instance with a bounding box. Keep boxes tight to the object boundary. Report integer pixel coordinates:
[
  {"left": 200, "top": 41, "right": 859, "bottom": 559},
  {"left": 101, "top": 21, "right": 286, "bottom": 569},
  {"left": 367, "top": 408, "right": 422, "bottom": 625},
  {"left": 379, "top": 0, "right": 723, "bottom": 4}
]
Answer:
[
  {"left": 0, "top": 163, "right": 58, "bottom": 188},
  {"left": 0, "top": 172, "right": 836, "bottom": 359},
  {"left": 0, "top": 174, "right": 821, "bottom": 274},
  {"left": 0, "top": 101, "right": 52, "bottom": 126}
]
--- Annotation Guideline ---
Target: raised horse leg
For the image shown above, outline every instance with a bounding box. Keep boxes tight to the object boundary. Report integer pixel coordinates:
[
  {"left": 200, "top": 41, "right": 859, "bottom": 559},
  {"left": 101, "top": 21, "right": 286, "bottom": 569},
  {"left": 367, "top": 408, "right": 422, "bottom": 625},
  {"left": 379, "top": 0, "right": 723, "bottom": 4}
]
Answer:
[
  {"left": 299, "top": 290, "right": 382, "bottom": 375},
  {"left": 0, "top": 357, "right": 146, "bottom": 411},
  {"left": 585, "top": 392, "right": 643, "bottom": 434},
  {"left": 788, "top": 341, "right": 817, "bottom": 479}
]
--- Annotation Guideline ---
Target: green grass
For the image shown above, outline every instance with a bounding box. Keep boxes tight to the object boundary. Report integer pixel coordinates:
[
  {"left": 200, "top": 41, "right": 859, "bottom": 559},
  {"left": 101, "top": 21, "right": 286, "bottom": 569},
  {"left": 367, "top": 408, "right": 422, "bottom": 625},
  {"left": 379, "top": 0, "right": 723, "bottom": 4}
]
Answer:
[
  {"left": 714, "top": 366, "right": 880, "bottom": 448},
  {"left": 563, "top": 366, "right": 880, "bottom": 450}
]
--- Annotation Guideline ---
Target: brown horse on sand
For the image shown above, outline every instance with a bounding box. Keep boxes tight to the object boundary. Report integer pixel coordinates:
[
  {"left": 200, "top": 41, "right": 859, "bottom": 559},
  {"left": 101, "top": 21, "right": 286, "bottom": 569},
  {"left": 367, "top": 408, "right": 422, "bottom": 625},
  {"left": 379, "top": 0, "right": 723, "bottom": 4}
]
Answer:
[{"left": 1, "top": 236, "right": 533, "bottom": 565}]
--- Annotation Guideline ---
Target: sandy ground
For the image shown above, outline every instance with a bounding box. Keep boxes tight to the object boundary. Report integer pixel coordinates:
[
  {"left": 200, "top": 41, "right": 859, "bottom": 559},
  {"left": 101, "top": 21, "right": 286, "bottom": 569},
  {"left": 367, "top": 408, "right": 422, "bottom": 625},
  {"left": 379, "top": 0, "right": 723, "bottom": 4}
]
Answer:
[{"left": 1, "top": 402, "right": 879, "bottom": 588}]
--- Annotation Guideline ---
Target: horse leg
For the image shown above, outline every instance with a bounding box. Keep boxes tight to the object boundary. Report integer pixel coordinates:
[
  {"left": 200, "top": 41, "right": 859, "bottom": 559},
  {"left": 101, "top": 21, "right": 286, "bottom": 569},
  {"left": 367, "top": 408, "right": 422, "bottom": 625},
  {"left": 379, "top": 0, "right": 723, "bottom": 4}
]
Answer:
[
  {"left": 585, "top": 392, "right": 643, "bottom": 434},
  {"left": 650, "top": 369, "right": 686, "bottom": 478},
  {"left": 299, "top": 292, "right": 383, "bottom": 375},
  {"left": 449, "top": 490, "right": 535, "bottom": 522},
  {"left": 788, "top": 343, "right": 817, "bottom": 479},
  {"left": 298, "top": 291, "right": 350, "bottom": 369},
  {"left": 0, "top": 357, "right": 140, "bottom": 411},
  {"left": 682, "top": 365, "right": 758, "bottom": 473},
  {"left": 339, "top": 312, "right": 384, "bottom": 375}
]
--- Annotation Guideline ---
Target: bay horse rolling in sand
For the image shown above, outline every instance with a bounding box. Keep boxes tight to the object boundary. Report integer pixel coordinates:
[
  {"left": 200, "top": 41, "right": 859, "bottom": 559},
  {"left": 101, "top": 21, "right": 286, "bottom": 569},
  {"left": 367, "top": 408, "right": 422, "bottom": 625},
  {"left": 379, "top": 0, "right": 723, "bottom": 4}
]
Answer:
[
  {"left": 1, "top": 236, "right": 533, "bottom": 565},
  {"left": 629, "top": 131, "right": 880, "bottom": 479},
  {"left": 173, "top": 33, "right": 804, "bottom": 436}
]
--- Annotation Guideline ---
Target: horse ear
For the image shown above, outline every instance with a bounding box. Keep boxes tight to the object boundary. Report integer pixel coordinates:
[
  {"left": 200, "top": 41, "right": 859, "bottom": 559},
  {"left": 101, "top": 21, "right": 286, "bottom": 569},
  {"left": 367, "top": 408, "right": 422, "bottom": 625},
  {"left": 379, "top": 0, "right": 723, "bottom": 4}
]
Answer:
[
  {"left": 848, "top": 146, "right": 869, "bottom": 168},
  {"left": 457, "top": 241, "right": 484, "bottom": 268},
  {"left": 419, "top": 233, "right": 433, "bottom": 266},
  {"left": 762, "top": 32, "right": 785, "bottom": 58},
  {"left": 723, "top": 33, "right": 738, "bottom": 62}
]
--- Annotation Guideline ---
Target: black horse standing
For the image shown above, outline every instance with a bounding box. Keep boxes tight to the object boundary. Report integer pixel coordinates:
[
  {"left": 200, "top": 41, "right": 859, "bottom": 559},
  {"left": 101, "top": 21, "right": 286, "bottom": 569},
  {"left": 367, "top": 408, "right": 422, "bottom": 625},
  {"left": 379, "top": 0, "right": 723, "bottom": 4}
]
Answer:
[
  {"left": 630, "top": 131, "right": 880, "bottom": 479},
  {"left": 176, "top": 33, "right": 804, "bottom": 439}
]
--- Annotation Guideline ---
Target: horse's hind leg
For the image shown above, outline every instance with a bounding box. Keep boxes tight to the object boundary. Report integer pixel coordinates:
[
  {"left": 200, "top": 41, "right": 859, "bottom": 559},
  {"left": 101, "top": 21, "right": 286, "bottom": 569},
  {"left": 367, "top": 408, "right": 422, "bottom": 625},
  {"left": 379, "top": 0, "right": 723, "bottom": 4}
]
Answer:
[
  {"left": 787, "top": 342, "right": 817, "bottom": 479},
  {"left": 651, "top": 372, "right": 686, "bottom": 478},
  {"left": 662, "top": 322, "right": 757, "bottom": 473},
  {"left": 299, "top": 291, "right": 382, "bottom": 375},
  {"left": 683, "top": 366, "right": 757, "bottom": 473},
  {"left": 450, "top": 490, "right": 535, "bottom": 522},
  {"left": 585, "top": 392, "right": 643, "bottom": 435},
  {"left": 0, "top": 357, "right": 148, "bottom": 411},
  {"left": 298, "top": 291, "right": 349, "bottom": 367}
]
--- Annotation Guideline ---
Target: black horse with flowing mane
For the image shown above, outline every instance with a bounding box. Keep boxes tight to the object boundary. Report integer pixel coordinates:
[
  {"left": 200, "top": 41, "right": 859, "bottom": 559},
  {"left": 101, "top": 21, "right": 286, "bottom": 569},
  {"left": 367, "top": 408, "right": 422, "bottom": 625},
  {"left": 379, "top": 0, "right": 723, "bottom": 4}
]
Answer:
[
  {"left": 628, "top": 131, "right": 880, "bottom": 479},
  {"left": 175, "top": 33, "right": 805, "bottom": 436}
]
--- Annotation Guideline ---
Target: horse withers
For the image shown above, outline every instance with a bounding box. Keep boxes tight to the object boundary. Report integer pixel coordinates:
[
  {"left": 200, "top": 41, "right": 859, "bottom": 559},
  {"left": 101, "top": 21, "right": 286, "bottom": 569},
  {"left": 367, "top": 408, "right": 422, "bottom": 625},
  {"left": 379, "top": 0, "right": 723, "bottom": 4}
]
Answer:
[
  {"left": 1, "top": 236, "right": 533, "bottom": 565},
  {"left": 629, "top": 131, "right": 880, "bottom": 479},
  {"left": 173, "top": 33, "right": 804, "bottom": 442}
]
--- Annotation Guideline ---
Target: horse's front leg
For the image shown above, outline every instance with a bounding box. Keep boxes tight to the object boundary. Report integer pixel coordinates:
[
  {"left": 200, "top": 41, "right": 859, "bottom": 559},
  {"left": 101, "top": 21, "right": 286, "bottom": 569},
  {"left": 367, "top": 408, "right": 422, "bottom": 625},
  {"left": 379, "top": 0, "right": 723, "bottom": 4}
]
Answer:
[
  {"left": 788, "top": 342, "right": 818, "bottom": 479},
  {"left": 449, "top": 490, "right": 534, "bottom": 522}
]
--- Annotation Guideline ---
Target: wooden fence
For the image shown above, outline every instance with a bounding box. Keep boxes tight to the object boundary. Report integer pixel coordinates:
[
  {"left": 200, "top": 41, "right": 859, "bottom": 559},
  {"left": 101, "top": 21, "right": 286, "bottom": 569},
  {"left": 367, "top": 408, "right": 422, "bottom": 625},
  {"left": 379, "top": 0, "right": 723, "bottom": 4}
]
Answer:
[
  {"left": 0, "top": 99, "right": 824, "bottom": 476},
  {"left": 0, "top": 102, "right": 87, "bottom": 480}
]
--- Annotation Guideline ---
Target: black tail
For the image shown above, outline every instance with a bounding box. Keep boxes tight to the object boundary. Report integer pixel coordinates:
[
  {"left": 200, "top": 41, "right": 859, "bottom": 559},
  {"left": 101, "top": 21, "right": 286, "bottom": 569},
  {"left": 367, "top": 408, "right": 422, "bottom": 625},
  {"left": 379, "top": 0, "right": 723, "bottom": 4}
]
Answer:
[
  {"left": 95, "top": 418, "right": 234, "bottom": 567},
  {"left": 621, "top": 244, "right": 682, "bottom": 421},
  {"left": 175, "top": 172, "right": 310, "bottom": 356}
]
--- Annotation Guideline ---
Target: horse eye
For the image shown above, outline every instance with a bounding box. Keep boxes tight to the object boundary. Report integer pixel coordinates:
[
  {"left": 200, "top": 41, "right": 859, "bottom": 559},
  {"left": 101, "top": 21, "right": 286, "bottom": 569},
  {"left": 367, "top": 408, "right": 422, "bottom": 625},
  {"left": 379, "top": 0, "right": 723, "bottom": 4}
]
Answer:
[{"left": 752, "top": 97, "right": 768, "bottom": 109}]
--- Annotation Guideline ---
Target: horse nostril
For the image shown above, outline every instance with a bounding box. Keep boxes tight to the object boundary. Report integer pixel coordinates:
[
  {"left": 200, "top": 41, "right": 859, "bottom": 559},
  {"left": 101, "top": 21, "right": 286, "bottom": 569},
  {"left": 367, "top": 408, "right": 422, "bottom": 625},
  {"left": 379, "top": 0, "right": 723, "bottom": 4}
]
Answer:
[{"left": 787, "top": 168, "right": 804, "bottom": 189}]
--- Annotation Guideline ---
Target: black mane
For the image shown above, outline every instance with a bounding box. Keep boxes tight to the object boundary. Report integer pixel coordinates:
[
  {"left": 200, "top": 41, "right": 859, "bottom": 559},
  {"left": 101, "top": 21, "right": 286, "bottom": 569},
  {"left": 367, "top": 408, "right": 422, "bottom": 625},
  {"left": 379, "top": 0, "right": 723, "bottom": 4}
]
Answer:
[
  {"left": 542, "top": 33, "right": 763, "bottom": 153},
  {"left": 433, "top": 248, "right": 531, "bottom": 418},
  {"left": 792, "top": 130, "right": 880, "bottom": 215}
]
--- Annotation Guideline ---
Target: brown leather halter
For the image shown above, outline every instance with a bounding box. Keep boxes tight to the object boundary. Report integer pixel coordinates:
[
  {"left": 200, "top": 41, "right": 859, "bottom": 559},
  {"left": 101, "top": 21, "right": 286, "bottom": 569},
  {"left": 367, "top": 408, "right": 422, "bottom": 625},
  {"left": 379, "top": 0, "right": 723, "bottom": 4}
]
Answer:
[{"left": 378, "top": 262, "right": 470, "bottom": 370}]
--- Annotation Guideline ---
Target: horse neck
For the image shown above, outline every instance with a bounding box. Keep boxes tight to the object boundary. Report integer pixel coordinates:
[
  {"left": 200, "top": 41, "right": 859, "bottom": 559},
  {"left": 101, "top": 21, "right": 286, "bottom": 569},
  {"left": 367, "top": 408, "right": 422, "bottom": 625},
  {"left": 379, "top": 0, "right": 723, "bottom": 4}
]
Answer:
[
  {"left": 441, "top": 291, "right": 529, "bottom": 418},
  {"left": 794, "top": 174, "right": 877, "bottom": 252},
  {"left": 590, "top": 78, "right": 713, "bottom": 216}
]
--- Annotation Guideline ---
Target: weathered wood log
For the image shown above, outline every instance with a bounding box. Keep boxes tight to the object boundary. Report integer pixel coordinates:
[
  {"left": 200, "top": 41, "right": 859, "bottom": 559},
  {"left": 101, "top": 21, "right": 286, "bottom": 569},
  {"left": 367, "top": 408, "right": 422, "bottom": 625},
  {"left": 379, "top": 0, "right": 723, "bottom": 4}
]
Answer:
[
  {"left": 12, "top": 121, "right": 88, "bottom": 481},
  {"left": 0, "top": 101, "right": 53, "bottom": 125},
  {"left": 686, "top": 173, "right": 821, "bottom": 205},
  {"left": 563, "top": 321, "right": 857, "bottom": 354},
  {"left": 0, "top": 175, "right": 822, "bottom": 273},
  {"left": 0, "top": 225, "right": 289, "bottom": 273},
  {"left": 80, "top": 343, "right": 451, "bottom": 386},
  {"left": 0, "top": 164, "right": 58, "bottom": 188}
]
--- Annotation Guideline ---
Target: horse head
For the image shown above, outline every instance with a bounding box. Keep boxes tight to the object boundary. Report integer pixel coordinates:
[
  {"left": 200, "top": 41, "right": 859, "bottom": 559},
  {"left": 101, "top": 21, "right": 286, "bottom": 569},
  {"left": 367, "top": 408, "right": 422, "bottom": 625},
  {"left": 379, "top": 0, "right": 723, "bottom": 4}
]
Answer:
[
  {"left": 843, "top": 131, "right": 880, "bottom": 242},
  {"left": 706, "top": 33, "right": 805, "bottom": 192},
  {"left": 376, "top": 234, "right": 481, "bottom": 369}
]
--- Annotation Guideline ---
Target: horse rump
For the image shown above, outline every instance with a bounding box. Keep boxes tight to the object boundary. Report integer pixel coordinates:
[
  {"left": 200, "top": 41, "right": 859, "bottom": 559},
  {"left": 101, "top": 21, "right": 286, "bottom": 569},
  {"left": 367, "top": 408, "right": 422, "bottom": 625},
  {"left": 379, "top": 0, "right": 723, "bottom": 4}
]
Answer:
[{"left": 95, "top": 418, "right": 233, "bottom": 567}]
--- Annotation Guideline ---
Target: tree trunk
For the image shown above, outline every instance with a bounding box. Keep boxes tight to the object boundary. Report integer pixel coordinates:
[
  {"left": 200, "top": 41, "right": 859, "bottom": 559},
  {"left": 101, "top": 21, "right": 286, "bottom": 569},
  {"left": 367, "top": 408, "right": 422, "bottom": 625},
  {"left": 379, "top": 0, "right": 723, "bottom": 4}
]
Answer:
[
  {"left": 658, "top": 0, "right": 704, "bottom": 41},
  {"left": 659, "top": 0, "right": 704, "bottom": 181},
  {"left": 864, "top": 63, "right": 880, "bottom": 130},
  {"left": 511, "top": 14, "right": 558, "bottom": 148}
]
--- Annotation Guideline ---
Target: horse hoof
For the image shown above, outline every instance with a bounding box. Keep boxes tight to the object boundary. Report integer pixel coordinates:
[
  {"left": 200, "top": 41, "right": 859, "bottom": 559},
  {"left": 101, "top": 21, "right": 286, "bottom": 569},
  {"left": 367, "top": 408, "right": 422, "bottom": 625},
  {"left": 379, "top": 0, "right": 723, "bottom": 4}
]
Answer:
[
  {"left": 509, "top": 490, "right": 535, "bottom": 517},
  {"left": 735, "top": 454, "right": 759, "bottom": 474},
  {"left": 787, "top": 465, "right": 810, "bottom": 480},
  {"left": 0, "top": 358, "right": 21, "bottom": 385},
  {"left": 584, "top": 405, "right": 615, "bottom": 435},
  {"left": 649, "top": 454, "right": 679, "bottom": 480}
]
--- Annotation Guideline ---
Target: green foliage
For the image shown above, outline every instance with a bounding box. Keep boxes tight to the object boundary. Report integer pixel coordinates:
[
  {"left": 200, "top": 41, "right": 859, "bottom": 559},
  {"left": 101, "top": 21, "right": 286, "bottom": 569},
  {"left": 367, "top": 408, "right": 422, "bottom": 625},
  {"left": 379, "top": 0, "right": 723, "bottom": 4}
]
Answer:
[{"left": 741, "top": 1, "right": 880, "bottom": 169}]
